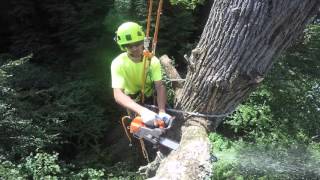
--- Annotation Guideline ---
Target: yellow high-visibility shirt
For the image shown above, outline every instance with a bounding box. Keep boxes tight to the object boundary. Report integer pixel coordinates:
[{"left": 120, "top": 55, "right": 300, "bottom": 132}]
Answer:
[{"left": 111, "top": 52, "right": 162, "bottom": 97}]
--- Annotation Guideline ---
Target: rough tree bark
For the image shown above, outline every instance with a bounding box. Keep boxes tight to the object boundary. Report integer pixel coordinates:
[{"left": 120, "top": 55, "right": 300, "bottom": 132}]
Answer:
[{"left": 149, "top": 0, "right": 320, "bottom": 179}]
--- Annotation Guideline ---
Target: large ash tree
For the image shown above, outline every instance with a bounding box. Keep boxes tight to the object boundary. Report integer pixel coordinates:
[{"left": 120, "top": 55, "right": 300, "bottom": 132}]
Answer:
[{"left": 148, "top": 0, "right": 320, "bottom": 179}]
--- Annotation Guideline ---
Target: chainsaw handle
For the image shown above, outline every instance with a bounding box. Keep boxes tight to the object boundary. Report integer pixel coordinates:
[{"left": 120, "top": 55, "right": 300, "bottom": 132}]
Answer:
[
  {"left": 154, "top": 116, "right": 174, "bottom": 130},
  {"left": 154, "top": 119, "right": 165, "bottom": 129},
  {"left": 163, "top": 116, "right": 175, "bottom": 130}
]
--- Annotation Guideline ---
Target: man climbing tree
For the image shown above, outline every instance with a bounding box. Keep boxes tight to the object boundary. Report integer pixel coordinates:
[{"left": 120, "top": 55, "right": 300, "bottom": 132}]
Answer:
[
  {"left": 111, "top": 22, "right": 171, "bottom": 126},
  {"left": 142, "top": 0, "right": 320, "bottom": 179}
]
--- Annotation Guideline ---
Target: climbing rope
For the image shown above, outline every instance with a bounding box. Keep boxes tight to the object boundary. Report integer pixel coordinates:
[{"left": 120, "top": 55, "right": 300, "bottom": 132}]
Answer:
[
  {"left": 141, "top": 0, "right": 163, "bottom": 104},
  {"left": 151, "top": 0, "right": 163, "bottom": 53},
  {"left": 139, "top": 0, "right": 164, "bottom": 162}
]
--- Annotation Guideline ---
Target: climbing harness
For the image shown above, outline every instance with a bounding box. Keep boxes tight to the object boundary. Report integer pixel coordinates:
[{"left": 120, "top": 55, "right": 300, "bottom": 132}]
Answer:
[{"left": 121, "top": 0, "right": 165, "bottom": 162}]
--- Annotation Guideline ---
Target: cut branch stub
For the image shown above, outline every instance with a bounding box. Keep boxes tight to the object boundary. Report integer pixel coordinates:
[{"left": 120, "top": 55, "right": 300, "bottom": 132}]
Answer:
[{"left": 159, "top": 54, "right": 184, "bottom": 96}]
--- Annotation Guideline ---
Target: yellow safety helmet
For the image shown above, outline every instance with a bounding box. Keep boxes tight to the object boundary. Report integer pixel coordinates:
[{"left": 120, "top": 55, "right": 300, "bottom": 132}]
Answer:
[{"left": 115, "top": 22, "right": 145, "bottom": 51}]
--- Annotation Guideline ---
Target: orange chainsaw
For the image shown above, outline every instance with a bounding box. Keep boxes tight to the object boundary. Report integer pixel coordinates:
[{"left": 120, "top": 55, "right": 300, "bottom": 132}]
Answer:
[{"left": 129, "top": 116, "right": 179, "bottom": 150}]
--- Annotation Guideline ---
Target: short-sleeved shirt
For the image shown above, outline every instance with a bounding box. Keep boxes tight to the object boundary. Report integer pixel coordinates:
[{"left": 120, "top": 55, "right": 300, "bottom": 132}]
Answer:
[{"left": 111, "top": 52, "right": 162, "bottom": 97}]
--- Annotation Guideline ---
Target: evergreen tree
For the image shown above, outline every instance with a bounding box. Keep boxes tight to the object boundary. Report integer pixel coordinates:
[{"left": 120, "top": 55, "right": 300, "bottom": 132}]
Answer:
[{"left": 9, "top": 0, "right": 113, "bottom": 66}]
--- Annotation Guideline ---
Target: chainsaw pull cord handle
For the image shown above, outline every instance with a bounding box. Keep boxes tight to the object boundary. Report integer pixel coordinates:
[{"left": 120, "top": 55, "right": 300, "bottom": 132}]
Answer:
[
  {"left": 122, "top": 116, "right": 150, "bottom": 162},
  {"left": 121, "top": 116, "right": 133, "bottom": 146}
]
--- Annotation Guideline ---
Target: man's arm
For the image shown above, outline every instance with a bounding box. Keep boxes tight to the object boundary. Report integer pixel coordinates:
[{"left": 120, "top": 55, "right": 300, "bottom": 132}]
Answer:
[
  {"left": 113, "top": 88, "right": 159, "bottom": 126},
  {"left": 154, "top": 80, "right": 167, "bottom": 113},
  {"left": 113, "top": 88, "right": 146, "bottom": 115}
]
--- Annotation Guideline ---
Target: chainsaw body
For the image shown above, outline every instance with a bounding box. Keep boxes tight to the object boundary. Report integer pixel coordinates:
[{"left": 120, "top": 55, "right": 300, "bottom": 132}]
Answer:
[{"left": 129, "top": 116, "right": 179, "bottom": 150}]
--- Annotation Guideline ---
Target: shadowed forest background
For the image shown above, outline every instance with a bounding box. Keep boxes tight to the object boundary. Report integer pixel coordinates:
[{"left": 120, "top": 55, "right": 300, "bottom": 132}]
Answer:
[{"left": 0, "top": 0, "right": 319, "bottom": 179}]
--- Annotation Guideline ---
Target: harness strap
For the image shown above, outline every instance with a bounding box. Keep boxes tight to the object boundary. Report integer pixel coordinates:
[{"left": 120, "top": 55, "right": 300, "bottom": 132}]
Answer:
[{"left": 139, "top": 138, "right": 150, "bottom": 162}]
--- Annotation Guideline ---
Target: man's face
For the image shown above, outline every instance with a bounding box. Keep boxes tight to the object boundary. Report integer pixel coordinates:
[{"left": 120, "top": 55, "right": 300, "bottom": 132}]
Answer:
[{"left": 125, "top": 41, "right": 144, "bottom": 60}]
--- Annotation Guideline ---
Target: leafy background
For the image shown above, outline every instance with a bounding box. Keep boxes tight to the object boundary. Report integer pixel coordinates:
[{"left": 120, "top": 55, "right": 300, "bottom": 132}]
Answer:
[{"left": 0, "top": 0, "right": 319, "bottom": 179}]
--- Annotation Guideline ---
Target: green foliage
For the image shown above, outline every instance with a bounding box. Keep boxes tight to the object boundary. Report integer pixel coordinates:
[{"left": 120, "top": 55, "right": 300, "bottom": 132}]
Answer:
[
  {"left": 102, "top": 0, "right": 147, "bottom": 37},
  {"left": 169, "top": 0, "right": 205, "bottom": 9},
  {"left": 0, "top": 53, "right": 143, "bottom": 178},
  {"left": 210, "top": 133, "right": 320, "bottom": 179},
  {"left": 226, "top": 88, "right": 274, "bottom": 140},
  {"left": 157, "top": 5, "right": 197, "bottom": 60},
  {"left": 264, "top": 25, "right": 320, "bottom": 142},
  {"left": 0, "top": 151, "right": 143, "bottom": 179},
  {"left": 161, "top": 67, "right": 176, "bottom": 106},
  {"left": 0, "top": 157, "right": 25, "bottom": 180},
  {"left": 50, "top": 78, "right": 110, "bottom": 152},
  {"left": 70, "top": 168, "right": 105, "bottom": 179},
  {"left": 105, "top": 0, "right": 198, "bottom": 66},
  {"left": 0, "top": 54, "right": 60, "bottom": 158},
  {"left": 0, "top": 54, "right": 114, "bottom": 163},
  {"left": 8, "top": 0, "right": 113, "bottom": 65},
  {"left": 21, "top": 152, "right": 61, "bottom": 179},
  {"left": 222, "top": 24, "right": 320, "bottom": 144},
  {"left": 0, "top": 152, "right": 62, "bottom": 180},
  {"left": 213, "top": 23, "right": 320, "bottom": 179},
  {"left": 0, "top": 151, "right": 111, "bottom": 179},
  {"left": 104, "top": 162, "right": 144, "bottom": 180}
]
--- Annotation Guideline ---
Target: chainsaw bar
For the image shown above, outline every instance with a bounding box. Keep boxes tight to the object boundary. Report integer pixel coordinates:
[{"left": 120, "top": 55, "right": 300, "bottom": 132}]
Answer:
[
  {"left": 130, "top": 116, "right": 179, "bottom": 150},
  {"left": 132, "top": 126, "right": 179, "bottom": 150},
  {"left": 159, "top": 137, "right": 179, "bottom": 150}
]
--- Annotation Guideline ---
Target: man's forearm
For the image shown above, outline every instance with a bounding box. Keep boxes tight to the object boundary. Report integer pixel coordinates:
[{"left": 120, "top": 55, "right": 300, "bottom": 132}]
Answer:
[{"left": 113, "top": 89, "right": 145, "bottom": 115}]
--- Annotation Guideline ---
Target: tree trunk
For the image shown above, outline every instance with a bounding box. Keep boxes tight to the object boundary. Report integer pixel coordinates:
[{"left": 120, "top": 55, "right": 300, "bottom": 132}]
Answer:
[{"left": 150, "top": 0, "right": 320, "bottom": 179}]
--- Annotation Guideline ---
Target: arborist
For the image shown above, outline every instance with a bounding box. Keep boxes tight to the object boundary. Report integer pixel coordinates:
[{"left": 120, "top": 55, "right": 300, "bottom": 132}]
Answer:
[{"left": 111, "top": 21, "right": 171, "bottom": 128}]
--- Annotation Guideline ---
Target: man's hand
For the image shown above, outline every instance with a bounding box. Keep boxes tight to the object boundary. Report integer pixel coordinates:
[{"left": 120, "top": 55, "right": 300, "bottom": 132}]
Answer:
[
  {"left": 158, "top": 112, "right": 172, "bottom": 127},
  {"left": 141, "top": 108, "right": 157, "bottom": 127}
]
